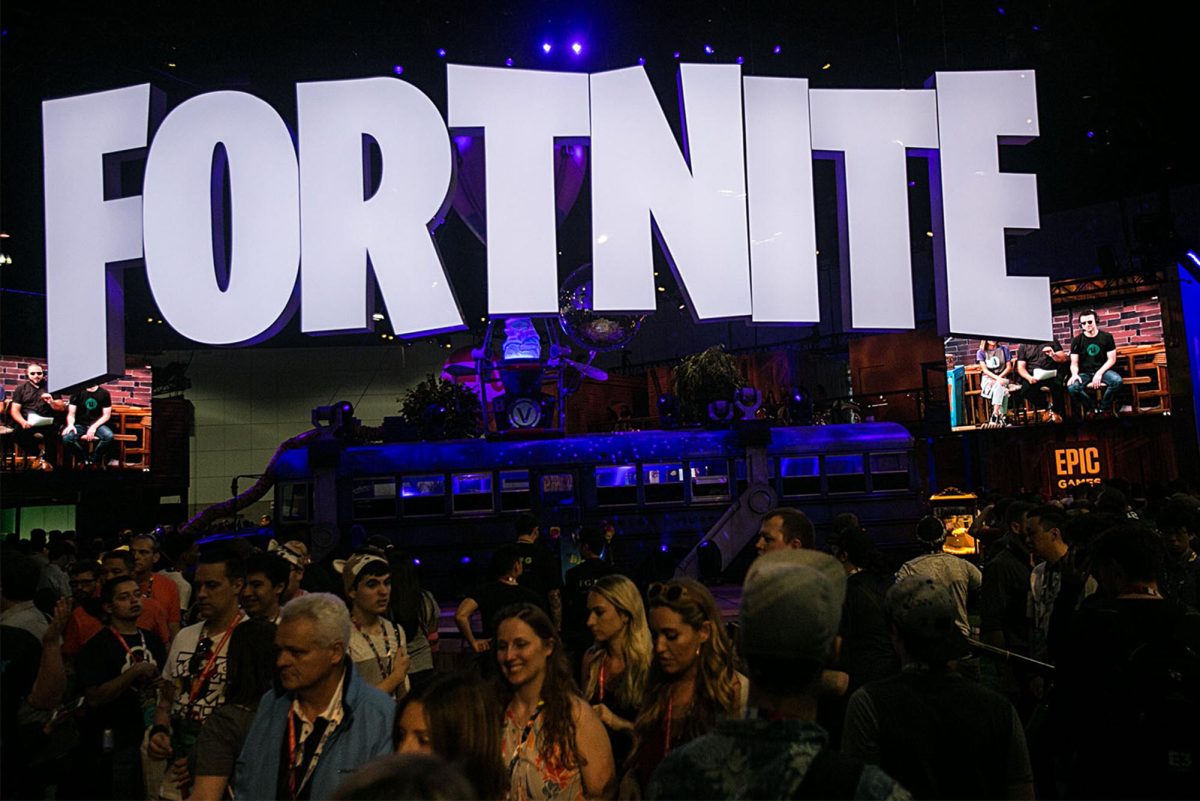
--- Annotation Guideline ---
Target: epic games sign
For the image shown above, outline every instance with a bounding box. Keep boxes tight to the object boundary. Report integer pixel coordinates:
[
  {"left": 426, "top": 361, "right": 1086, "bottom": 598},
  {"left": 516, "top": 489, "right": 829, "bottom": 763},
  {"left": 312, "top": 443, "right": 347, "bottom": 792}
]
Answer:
[{"left": 42, "top": 65, "right": 1051, "bottom": 391}]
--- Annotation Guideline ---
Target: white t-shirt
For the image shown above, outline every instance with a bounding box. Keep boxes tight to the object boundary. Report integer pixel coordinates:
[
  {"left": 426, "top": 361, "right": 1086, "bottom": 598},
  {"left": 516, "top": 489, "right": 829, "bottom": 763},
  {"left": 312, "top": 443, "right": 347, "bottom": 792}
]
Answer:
[
  {"left": 348, "top": 617, "right": 409, "bottom": 698},
  {"left": 164, "top": 615, "right": 243, "bottom": 723},
  {"left": 896, "top": 553, "right": 983, "bottom": 637}
]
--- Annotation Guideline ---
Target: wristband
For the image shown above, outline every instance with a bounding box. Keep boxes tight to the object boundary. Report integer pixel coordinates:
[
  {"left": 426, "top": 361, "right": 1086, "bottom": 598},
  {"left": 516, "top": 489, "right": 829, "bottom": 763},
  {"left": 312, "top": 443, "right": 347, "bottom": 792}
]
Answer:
[{"left": 150, "top": 724, "right": 171, "bottom": 739}]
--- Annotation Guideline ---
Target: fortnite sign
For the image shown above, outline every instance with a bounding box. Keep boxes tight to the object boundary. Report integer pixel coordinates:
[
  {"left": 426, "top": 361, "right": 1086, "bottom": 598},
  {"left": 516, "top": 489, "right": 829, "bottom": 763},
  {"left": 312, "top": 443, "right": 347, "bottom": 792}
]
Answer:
[{"left": 42, "top": 65, "right": 1051, "bottom": 391}]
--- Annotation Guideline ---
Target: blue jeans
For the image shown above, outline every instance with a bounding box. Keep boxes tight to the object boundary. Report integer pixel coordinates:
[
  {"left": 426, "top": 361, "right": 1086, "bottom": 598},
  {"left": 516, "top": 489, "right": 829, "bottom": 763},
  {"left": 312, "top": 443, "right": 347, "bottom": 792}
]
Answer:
[
  {"left": 63, "top": 423, "right": 114, "bottom": 462},
  {"left": 1068, "top": 370, "right": 1123, "bottom": 412}
]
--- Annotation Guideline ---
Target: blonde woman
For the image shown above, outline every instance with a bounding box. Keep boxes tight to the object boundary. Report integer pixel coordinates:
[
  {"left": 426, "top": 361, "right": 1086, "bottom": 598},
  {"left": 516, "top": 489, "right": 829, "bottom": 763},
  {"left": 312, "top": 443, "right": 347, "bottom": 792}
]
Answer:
[
  {"left": 624, "top": 579, "right": 746, "bottom": 795},
  {"left": 977, "top": 339, "right": 1013, "bottom": 426},
  {"left": 579, "top": 575, "right": 652, "bottom": 769}
]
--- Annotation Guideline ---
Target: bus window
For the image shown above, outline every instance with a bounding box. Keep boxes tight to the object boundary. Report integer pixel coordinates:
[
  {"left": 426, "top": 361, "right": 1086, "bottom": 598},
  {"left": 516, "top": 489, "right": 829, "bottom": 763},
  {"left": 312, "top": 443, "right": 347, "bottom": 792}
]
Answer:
[
  {"left": 825, "top": 454, "right": 866, "bottom": 494},
  {"left": 690, "top": 459, "right": 730, "bottom": 502},
  {"left": 541, "top": 472, "right": 576, "bottom": 508},
  {"left": 279, "top": 482, "right": 313, "bottom": 522},
  {"left": 780, "top": 456, "right": 821, "bottom": 496},
  {"left": 734, "top": 458, "right": 775, "bottom": 494},
  {"left": 643, "top": 462, "right": 685, "bottom": 504},
  {"left": 401, "top": 474, "right": 446, "bottom": 516},
  {"left": 595, "top": 465, "right": 638, "bottom": 506},
  {"left": 499, "top": 470, "right": 532, "bottom": 511},
  {"left": 352, "top": 478, "right": 398, "bottom": 520},
  {"left": 869, "top": 452, "right": 910, "bottom": 491},
  {"left": 452, "top": 472, "right": 494, "bottom": 514}
]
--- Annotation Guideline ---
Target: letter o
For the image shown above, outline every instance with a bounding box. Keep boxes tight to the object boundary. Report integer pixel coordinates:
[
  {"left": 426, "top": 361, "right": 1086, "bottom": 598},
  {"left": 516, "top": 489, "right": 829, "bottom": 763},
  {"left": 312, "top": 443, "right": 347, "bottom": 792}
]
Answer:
[{"left": 143, "top": 92, "right": 299, "bottom": 344}]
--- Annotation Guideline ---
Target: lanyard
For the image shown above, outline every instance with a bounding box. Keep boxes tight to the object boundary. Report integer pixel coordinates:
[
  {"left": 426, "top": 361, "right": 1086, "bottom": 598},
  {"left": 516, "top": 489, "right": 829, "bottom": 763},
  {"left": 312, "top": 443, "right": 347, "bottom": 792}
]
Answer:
[
  {"left": 598, "top": 662, "right": 606, "bottom": 703},
  {"left": 665, "top": 695, "right": 673, "bottom": 755},
  {"left": 664, "top": 691, "right": 691, "bottom": 756},
  {"left": 353, "top": 618, "right": 394, "bottom": 679},
  {"left": 288, "top": 707, "right": 336, "bottom": 799},
  {"left": 507, "top": 701, "right": 545, "bottom": 775},
  {"left": 109, "top": 626, "right": 147, "bottom": 660},
  {"left": 188, "top": 613, "right": 242, "bottom": 705}
]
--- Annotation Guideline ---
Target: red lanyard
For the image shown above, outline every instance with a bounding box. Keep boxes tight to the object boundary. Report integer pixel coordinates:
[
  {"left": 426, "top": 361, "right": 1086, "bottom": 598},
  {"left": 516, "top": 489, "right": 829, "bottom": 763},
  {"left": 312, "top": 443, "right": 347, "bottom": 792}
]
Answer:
[
  {"left": 188, "top": 614, "right": 242, "bottom": 704},
  {"left": 109, "top": 626, "right": 146, "bottom": 660},
  {"left": 664, "top": 695, "right": 673, "bottom": 755},
  {"left": 287, "top": 711, "right": 300, "bottom": 800},
  {"left": 598, "top": 662, "right": 606, "bottom": 703}
]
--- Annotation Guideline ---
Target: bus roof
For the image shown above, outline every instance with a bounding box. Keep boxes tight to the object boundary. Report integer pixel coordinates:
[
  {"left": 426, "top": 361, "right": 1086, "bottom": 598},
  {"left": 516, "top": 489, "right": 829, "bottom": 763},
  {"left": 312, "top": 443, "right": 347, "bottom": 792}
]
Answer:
[{"left": 272, "top": 423, "right": 913, "bottom": 479}]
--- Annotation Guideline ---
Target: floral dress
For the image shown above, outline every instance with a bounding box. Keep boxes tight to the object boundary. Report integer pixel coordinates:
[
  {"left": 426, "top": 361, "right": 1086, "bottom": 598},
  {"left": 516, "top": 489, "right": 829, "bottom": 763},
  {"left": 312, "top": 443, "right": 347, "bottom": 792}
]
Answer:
[{"left": 502, "top": 702, "right": 584, "bottom": 801}]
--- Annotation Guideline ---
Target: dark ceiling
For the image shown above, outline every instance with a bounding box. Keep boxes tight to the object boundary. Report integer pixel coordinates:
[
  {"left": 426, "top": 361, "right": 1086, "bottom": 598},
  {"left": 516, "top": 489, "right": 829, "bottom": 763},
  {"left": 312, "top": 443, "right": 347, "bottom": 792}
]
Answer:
[{"left": 2, "top": 0, "right": 1195, "bottom": 359}]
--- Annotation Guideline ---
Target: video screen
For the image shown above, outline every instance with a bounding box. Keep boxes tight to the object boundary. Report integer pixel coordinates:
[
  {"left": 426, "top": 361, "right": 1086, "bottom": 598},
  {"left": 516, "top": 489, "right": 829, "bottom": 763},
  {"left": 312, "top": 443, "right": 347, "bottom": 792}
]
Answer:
[
  {"left": 943, "top": 297, "right": 1169, "bottom": 430},
  {"left": 1, "top": 357, "right": 153, "bottom": 471}
]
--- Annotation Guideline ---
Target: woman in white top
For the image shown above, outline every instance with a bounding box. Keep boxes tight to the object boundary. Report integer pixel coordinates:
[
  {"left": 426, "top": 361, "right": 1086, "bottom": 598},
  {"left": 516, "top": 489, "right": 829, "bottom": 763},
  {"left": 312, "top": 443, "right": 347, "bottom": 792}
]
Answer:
[{"left": 341, "top": 550, "right": 411, "bottom": 698}]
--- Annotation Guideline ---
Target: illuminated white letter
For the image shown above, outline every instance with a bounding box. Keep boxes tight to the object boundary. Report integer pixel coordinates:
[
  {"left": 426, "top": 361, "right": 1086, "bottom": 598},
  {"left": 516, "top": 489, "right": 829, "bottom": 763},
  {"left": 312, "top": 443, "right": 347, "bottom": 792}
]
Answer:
[
  {"left": 810, "top": 89, "right": 939, "bottom": 330},
  {"left": 590, "top": 65, "right": 751, "bottom": 319},
  {"left": 43, "top": 85, "right": 155, "bottom": 391},
  {"left": 933, "top": 71, "right": 1049, "bottom": 340},
  {"left": 743, "top": 76, "right": 819, "bottom": 323},
  {"left": 447, "top": 65, "right": 590, "bottom": 316},
  {"left": 297, "top": 78, "right": 462, "bottom": 336},
  {"left": 143, "top": 92, "right": 299, "bottom": 345}
]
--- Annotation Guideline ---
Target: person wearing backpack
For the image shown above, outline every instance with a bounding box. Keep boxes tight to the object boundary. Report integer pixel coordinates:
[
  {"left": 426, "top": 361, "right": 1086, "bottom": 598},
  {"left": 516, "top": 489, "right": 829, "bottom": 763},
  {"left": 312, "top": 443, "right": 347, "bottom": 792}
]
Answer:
[{"left": 1055, "top": 522, "right": 1200, "bottom": 800}]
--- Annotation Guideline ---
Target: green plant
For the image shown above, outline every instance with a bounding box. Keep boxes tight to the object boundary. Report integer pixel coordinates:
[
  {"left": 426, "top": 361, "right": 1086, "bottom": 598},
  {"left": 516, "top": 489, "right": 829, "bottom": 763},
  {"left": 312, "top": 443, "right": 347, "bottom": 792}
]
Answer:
[
  {"left": 398, "top": 376, "right": 481, "bottom": 440},
  {"left": 673, "top": 346, "right": 744, "bottom": 423}
]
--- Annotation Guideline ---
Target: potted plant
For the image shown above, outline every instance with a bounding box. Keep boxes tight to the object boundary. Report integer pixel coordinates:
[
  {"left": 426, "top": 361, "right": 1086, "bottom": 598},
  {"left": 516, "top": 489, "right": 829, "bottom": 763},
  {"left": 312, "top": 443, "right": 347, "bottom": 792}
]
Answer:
[
  {"left": 398, "top": 376, "right": 482, "bottom": 440},
  {"left": 673, "top": 346, "right": 744, "bottom": 424}
]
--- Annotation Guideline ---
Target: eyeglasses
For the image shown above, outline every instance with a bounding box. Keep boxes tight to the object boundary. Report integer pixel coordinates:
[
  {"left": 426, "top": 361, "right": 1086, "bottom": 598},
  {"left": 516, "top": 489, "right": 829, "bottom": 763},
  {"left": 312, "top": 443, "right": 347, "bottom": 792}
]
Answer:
[
  {"left": 69, "top": 578, "right": 97, "bottom": 587},
  {"left": 28, "top": 371, "right": 44, "bottom": 376},
  {"left": 647, "top": 582, "right": 687, "bottom": 603}
]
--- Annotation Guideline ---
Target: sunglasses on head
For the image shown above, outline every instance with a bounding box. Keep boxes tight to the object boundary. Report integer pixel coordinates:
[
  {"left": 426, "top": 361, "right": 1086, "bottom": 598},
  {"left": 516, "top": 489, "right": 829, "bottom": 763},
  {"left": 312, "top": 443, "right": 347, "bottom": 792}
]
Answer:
[{"left": 647, "top": 582, "right": 687, "bottom": 603}]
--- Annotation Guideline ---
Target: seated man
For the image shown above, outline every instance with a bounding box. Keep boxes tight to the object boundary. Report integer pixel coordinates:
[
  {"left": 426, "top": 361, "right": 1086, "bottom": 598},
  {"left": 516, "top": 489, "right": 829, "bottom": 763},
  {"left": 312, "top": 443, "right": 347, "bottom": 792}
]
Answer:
[
  {"left": 8, "top": 363, "right": 66, "bottom": 469},
  {"left": 1012, "top": 340, "right": 1067, "bottom": 423},
  {"left": 62, "top": 384, "right": 115, "bottom": 467},
  {"left": 1067, "top": 309, "right": 1123, "bottom": 417}
]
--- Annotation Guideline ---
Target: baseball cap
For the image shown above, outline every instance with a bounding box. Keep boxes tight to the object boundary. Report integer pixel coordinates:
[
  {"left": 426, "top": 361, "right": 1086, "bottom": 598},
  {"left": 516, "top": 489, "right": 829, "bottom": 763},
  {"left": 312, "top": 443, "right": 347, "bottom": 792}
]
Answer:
[
  {"left": 915, "top": 516, "right": 947, "bottom": 545},
  {"left": 886, "top": 576, "right": 970, "bottom": 664},
  {"left": 739, "top": 549, "right": 847, "bottom": 662}
]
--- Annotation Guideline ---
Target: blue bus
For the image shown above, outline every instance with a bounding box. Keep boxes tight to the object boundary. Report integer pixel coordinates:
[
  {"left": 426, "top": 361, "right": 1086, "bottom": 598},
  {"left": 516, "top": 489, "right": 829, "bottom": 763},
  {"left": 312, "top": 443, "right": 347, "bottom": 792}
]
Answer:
[{"left": 270, "top": 422, "right": 921, "bottom": 597}]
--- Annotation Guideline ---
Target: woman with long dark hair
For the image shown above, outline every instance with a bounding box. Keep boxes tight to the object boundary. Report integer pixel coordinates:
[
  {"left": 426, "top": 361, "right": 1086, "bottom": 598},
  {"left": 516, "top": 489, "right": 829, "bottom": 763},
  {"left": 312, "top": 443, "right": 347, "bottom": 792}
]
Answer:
[
  {"left": 395, "top": 671, "right": 508, "bottom": 799},
  {"left": 624, "top": 579, "right": 746, "bottom": 796},
  {"left": 579, "top": 575, "right": 651, "bottom": 769},
  {"left": 387, "top": 551, "right": 439, "bottom": 693},
  {"left": 187, "top": 618, "right": 278, "bottom": 801},
  {"left": 495, "top": 604, "right": 615, "bottom": 800}
]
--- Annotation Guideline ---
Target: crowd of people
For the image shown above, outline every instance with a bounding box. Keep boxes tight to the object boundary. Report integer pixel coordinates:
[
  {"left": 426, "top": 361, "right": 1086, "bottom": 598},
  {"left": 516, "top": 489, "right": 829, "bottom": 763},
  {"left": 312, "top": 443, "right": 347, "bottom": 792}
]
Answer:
[{"left": 1, "top": 480, "right": 1197, "bottom": 800}]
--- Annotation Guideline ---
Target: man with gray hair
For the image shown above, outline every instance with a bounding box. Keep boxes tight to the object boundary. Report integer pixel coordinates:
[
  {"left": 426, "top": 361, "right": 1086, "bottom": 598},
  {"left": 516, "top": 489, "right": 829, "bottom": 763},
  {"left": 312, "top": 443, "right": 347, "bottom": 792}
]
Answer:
[
  {"left": 234, "top": 593, "right": 396, "bottom": 800},
  {"left": 648, "top": 550, "right": 909, "bottom": 800}
]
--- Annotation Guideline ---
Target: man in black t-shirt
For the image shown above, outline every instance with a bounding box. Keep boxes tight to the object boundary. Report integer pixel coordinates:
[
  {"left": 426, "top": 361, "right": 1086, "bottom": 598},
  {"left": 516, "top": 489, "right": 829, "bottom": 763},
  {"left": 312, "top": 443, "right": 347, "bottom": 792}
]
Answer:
[
  {"left": 454, "top": 545, "right": 546, "bottom": 656},
  {"left": 62, "top": 384, "right": 114, "bottom": 467},
  {"left": 1012, "top": 340, "right": 1067, "bottom": 421},
  {"left": 76, "top": 577, "right": 167, "bottom": 800},
  {"left": 8, "top": 363, "right": 65, "bottom": 468},
  {"left": 511, "top": 513, "right": 563, "bottom": 629},
  {"left": 1067, "top": 309, "right": 1122, "bottom": 416},
  {"left": 562, "top": 526, "right": 617, "bottom": 663}
]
